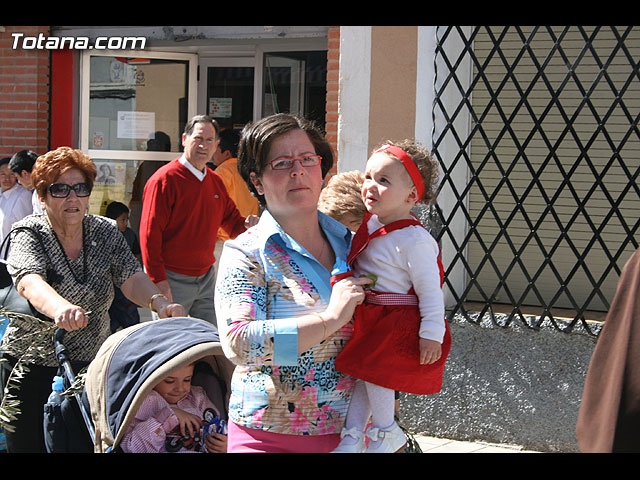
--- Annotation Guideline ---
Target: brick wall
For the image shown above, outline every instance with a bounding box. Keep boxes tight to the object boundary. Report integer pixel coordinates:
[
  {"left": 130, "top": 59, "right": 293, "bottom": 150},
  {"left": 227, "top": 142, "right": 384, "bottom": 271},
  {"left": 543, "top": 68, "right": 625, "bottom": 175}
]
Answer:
[
  {"left": 325, "top": 26, "right": 340, "bottom": 176},
  {"left": 0, "top": 26, "right": 51, "bottom": 158}
]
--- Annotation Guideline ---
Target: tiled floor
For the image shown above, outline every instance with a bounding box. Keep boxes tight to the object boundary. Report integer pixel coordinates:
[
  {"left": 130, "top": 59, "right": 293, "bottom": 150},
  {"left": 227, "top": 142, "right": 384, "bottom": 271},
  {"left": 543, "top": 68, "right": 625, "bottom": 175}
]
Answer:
[{"left": 415, "top": 435, "right": 540, "bottom": 453}]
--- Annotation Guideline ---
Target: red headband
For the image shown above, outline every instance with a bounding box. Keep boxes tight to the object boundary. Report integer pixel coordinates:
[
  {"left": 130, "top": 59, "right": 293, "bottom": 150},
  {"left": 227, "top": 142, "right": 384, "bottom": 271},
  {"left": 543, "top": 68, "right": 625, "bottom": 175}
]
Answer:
[{"left": 375, "top": 144, "right": 425, "bottom": 199}]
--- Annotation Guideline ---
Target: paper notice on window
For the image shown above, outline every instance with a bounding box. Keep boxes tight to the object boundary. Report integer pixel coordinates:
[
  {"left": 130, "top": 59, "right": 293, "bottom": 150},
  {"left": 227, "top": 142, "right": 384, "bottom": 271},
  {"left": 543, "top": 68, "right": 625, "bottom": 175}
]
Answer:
[
  {"left": 209, "top": 98, "right": 232, "bottom": 118},
  {"left": 117, "top": 111, "right": 155, "bottom": 139},
  {"left": 90, "top": 161, "right": 128, "bottom": 216}
]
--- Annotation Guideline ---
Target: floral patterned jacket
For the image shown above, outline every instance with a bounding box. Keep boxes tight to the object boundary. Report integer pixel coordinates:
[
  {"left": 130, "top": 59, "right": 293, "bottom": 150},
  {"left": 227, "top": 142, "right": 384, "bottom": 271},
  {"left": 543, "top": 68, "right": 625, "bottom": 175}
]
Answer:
[{"left": 214, "top": 210, "right": 355, "bottom": 436}]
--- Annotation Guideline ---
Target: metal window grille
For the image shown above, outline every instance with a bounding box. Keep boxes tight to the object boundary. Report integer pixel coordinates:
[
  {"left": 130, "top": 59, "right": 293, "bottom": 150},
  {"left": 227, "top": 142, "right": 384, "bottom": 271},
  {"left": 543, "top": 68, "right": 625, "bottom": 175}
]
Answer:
[{"left": 431, "top": 26, "right": 640, "bottom": 335}]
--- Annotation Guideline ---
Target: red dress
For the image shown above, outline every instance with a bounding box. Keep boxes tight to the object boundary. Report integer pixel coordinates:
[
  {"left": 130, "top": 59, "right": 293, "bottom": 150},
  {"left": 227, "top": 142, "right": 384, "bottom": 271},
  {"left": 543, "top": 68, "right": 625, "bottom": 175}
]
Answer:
[{"left": 334, "top": 214, "right": 452, "bottom": 395}]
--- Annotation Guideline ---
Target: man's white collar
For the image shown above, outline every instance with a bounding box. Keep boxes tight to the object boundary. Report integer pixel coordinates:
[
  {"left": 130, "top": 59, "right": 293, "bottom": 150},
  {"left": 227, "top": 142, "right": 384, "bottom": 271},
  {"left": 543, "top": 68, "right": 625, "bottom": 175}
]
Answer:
[{"left": 179, "top": 155, "right": 207, "bottom": 181}]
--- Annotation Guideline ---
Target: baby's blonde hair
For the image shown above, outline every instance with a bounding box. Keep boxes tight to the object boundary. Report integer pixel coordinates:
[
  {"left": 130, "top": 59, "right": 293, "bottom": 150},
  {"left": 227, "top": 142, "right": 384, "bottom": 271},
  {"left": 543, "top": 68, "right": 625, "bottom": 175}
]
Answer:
[{"left": 318, "top": 170, "right": 366, "bottom": 227}]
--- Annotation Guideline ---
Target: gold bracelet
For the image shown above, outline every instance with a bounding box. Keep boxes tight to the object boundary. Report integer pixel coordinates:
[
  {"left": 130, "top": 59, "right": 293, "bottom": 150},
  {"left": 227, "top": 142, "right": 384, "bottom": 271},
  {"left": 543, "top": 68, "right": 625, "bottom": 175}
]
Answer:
[
  {"left": 311, "top": 312, "right": 328, "bottom": 339},
  {"left": 148, "top": 293, "right": 168, "bottom": 312}
]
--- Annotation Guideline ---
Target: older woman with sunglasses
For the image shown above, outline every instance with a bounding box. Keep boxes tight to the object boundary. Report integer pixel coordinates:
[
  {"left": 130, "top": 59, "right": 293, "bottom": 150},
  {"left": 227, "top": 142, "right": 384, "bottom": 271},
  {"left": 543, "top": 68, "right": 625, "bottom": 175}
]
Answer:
[
  {"left": 214, "top": 114, "right": 372, "bottom": 452},
  {"left": 0, "top": 147, "right": 185, "bottom": 453}
]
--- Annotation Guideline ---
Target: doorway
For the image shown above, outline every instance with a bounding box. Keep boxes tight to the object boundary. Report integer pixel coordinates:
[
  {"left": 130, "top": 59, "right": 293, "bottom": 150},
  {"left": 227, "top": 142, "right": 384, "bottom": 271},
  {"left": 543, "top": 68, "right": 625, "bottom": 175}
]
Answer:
[
  {"left": 80, "top": 48, "right": 327, "bottom": 236},
  {"left": 198, "top": 50, "right": 328, "bottom": 135}
]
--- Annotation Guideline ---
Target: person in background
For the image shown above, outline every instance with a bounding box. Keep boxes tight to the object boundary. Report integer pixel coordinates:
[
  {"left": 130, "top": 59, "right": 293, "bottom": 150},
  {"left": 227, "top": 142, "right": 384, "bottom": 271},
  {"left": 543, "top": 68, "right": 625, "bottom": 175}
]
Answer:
[
  {"left": 213, "top": 128, "right": 260, "bottom": 229},
  {"left": 212, "top": 128, "right": 260, "bottom": 277},
  {"left": 128, "top": 131, "right": 171, "bottom": 233},
  {"left": 576, "top": 246, "right": 640, "bottom": 452},
  {"left": 9, "top": 149, "right": 43, "bottom": 215},
  {"left": 139, "top": 115, "right": 256, "bottom": 326},
  {"left": 105, "top": 201, "right": 142, "bottom": 332},
  {"left": 0, "top": 157, "right": 33, "bottom": 244},
  {"left": 105, "top": 201, "right": 142, "bottom": 263}
]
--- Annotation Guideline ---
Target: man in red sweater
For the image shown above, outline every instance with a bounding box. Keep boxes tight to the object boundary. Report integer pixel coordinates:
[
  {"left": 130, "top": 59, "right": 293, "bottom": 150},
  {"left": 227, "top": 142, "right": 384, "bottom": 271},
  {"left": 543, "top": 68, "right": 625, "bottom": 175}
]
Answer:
[{"left": 139, "top": 115, "right": 248, "bottom": 325}]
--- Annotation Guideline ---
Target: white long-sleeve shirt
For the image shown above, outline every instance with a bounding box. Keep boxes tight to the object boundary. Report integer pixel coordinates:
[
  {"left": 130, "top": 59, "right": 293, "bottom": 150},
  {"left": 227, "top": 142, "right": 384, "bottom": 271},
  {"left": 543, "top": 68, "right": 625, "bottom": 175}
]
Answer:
[
  {"left": 0, "top": 183, "right": 33, "bottom": 243},
  {"left": 353, "top": 214, "right": 446, "bottom": 343}
]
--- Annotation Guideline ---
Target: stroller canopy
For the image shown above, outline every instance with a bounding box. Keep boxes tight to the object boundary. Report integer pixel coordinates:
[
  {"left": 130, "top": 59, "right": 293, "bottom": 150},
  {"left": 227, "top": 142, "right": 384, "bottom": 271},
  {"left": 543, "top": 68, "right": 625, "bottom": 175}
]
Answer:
[{"left": 84, "top": 317, "right": 234, "bottom": 453}]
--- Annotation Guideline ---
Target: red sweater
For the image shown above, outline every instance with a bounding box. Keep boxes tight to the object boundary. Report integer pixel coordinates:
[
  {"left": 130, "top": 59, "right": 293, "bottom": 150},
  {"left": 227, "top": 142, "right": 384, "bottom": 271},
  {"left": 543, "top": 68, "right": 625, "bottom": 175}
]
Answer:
[{"left": 139, "top": 158, "right": 246, "bottom": 282}]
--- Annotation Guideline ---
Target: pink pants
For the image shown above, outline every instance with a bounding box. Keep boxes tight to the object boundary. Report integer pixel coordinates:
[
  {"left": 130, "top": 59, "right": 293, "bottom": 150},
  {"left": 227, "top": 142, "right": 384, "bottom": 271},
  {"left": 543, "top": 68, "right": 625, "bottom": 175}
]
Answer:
[{"left": 227, "top": 421, "right": 341, "bottom": 453}]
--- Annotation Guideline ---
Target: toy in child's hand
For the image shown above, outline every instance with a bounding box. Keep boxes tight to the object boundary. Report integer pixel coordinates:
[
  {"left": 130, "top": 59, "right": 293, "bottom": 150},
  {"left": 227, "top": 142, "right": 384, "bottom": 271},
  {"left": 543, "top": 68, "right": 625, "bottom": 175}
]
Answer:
[
  {"left": 164, "top": 408, "right": 226, "bottom": 453},
  {"left": 165, "top": 426, "right": 202, "bottom": 452},
  {"left": 201, "top": 408, "right": 227, "bottom": 452}
]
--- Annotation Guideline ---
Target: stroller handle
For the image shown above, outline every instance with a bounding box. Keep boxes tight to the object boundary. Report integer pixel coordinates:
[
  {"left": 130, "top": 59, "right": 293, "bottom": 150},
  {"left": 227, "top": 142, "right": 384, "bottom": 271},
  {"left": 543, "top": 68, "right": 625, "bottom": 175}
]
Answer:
[
  {"left": 52, "top": 327, "right": 97, "bottom": 443},
  {"left": 54, "top": 327, "right": 66, "bottom": 343},
  {"left": 54, "top": 328, "right": 70, "bottom": 366}
]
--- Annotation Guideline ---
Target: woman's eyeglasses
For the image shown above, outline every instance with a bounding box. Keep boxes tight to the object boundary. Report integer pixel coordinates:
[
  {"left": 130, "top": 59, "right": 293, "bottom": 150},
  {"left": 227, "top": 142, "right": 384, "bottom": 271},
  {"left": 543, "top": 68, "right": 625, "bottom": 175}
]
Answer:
[
  {"left": 269, "top": 155, "right": 322, "bottom": 170},
  {"left": 48, "top": 182, "right": 92, "bottom": 198}
]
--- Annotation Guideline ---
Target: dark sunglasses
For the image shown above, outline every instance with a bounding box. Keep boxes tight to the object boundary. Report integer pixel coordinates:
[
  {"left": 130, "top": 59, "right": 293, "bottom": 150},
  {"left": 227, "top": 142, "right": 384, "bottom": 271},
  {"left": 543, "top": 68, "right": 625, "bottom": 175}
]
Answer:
[{"left": 48, "top": 182, "right": 92, "bottom": 198}]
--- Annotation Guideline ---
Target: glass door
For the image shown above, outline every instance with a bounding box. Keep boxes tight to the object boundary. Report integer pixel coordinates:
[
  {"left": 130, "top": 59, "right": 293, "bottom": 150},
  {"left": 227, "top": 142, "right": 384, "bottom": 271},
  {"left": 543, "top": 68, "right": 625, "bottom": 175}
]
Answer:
[
  {"left": 198, "top": 57, "right": 255, "bottom": 134},
  {"left": 262, "top": 54, "right": 305, "bottom": 117},
  {"left": 80, "top": 50, "right": 197, "bottom": 231},
  {"left": 260, "top": 50, "right": 328, "bottom": 129}
]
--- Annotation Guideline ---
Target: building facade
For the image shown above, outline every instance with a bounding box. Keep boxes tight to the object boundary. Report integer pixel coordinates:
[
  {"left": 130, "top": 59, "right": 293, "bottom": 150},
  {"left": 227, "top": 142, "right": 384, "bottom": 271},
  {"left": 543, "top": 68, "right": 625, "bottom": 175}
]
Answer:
[{"left": 1, "top": 25, "right": 638, "bottom": 323}]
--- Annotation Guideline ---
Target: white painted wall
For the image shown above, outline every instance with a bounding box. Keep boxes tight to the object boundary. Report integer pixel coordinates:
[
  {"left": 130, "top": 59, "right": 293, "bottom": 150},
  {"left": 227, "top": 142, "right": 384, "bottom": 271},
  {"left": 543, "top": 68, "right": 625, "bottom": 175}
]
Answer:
[
  {"left": 337, "top": 26, "right": 371, "bottom": 174},
  {"left": 337, "top": 25, "right": 471, "bottom": 308}
]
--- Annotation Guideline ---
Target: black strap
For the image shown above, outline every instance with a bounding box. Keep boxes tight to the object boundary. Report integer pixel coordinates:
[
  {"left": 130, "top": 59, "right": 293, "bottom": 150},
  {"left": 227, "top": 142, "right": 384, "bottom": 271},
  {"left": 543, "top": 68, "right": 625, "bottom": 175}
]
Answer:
[
  {"left": 0, "top": 226, "right": 59, "bottom": 321},
  {"left": 1, "top": 225, "right": 61, "bottom": 286}
]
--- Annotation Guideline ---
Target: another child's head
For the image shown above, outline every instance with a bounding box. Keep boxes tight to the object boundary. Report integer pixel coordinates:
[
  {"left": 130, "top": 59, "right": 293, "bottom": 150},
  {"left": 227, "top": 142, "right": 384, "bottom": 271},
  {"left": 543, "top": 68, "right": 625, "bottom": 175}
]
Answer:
[
  {"left": 362, "top": 140, "right": 439, "bottom": 223},
  {"left": 318, "top": 170, "right": 366, "bottom": 232},
  {"left": 153, "top": 363, "right": 195, "bottom": 404},
  {"left": 105, "top": 201, "right": 130, "bottom": 232}
]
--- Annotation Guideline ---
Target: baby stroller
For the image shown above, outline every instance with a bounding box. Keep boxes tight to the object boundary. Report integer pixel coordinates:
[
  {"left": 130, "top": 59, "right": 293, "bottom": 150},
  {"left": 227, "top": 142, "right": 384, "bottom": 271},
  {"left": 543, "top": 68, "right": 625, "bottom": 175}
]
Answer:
[{"left": 44, "top": 317, "right": 234, "bottom": 453}]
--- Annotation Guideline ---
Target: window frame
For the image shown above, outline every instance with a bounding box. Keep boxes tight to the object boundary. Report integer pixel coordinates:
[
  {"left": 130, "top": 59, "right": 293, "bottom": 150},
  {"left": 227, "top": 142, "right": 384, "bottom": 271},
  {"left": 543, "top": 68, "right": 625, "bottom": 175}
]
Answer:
[{"left": 79, "top": 49, "right": 198, "bottom": 162}]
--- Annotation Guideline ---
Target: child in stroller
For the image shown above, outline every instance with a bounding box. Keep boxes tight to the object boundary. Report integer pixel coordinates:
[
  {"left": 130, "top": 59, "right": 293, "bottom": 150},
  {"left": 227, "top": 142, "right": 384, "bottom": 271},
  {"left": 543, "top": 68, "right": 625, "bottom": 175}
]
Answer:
[
  {"left": 120, "top": 361, "right": 227, "bottom": 453},
  {"left": 69, "top": 316, "right": 234, "bottom": 453}
]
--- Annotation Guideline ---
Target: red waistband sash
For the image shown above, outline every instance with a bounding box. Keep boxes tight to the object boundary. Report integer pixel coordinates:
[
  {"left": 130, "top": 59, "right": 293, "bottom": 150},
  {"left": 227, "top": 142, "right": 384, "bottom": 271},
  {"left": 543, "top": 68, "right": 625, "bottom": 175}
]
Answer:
[{"left": 364, "top": 289, "right": 419, "bottom": 306}]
